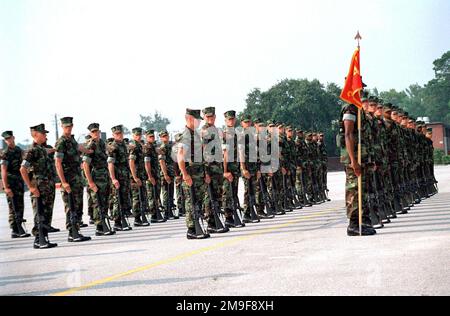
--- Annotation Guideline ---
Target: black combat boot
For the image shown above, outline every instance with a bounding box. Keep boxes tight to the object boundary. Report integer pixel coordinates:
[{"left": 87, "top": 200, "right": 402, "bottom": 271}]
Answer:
[
  {"left": 68, "top": 230, "right": 91, "bottom": 242},
  {"left": 187, "top": 227, "right": 210, "bottom": 240},
  {"left": 134, "top": 216, "right": 150, "bottom": 227},
  {"left": 47, "top": 226, "right": 60, "bottom": 233}
]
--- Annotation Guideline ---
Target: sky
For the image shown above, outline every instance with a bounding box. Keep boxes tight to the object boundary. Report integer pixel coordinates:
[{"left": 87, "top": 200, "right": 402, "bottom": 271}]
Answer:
[{"left": 1, "top": 0, "right": 449, "bottom": 145}]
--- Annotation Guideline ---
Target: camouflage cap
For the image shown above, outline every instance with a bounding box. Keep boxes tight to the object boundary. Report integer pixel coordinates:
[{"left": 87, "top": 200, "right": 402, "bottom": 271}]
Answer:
[
  {"left": 258, "top": 121, "right": 267, "bottom": 127},
  {"left": 368, "top": 96, "right": 378, "bottom": 103},
  {"left": 267, "top": 120, "right": 276, "bottom": 127},
  {"left": 253, "top": 118, "right": 261, "bottom": 124},
  {"left": 186, "top": 108, "right": 203, "bottom": 120},
  {"left": 30, "top": 124, "right": 49, "bottom": 134},
  {"left": 286, "top": 125, "right": 293, "bottom": 131},
  {"left": 296, "top": 129, "right": 304, "bottom": 134},
  {"left": 132, "top": 127, "right": 143, "bottom": 135},
  {"left": 60, "top": 117, "right": 74, "bottom": 127},
  {"left": 145, "top": 129, "right": 155, "bottom": 136},
  {"left": 1, "top": 131, "right": 13, "bottom": 139},
  {"left": 276, "top": 122, "right": 285, "bottom": 128},
  {"left": 87, "top": 123, "right": 100, "bottom": 132},
  {"left": 224, "top": 110, "right": 236, "bottom": 119},
  {"left": 361, "top": 91, "right": 369, "bottom": 102},
  {"left": 305, "top": 131, "right": 313, "bottom": 137},
  {"left": 111, "top": 125, "right": 124, "bottom": 133},
  {"left": 202, "top": 107, "right": 216, "bottom": 117},
  {"left": 240, "top": 114, "right": 252, "bottom": 122},
  {"left": 159, "top": 130, "right": 169, "bottom": 137}
]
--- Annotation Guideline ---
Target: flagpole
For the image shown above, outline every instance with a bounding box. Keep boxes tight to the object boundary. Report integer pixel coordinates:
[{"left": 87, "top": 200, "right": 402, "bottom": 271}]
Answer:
[{"left": 355, "top": 30, "right": 363, "bottom": 236}]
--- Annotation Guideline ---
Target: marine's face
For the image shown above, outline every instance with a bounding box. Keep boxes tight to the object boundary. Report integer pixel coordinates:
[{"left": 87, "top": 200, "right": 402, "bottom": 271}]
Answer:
[
  {"left": 4, "top": 136, "right": 15, "bottom": 148},
  {"left": 32, "top": 131, "right": 47, "bottom": 144},
  {"left": 113, "top": 131, "right": 124, "bottom": 142},
  {"left": 368, "top": 102, "right": 377, "bottom": 113},
  {"left": 160, "top": 135, "right": 169, "bottom": 143},
  {"left": 193, "top": 118, "right": 202, "bottom": 129},
  {"left": 205, "top": 115, "right": 216, "bottom": 125},
  {"left": 90, "top": 130, "right": 100, "bottom": 140},
  {"left": 375, "top": 106, "right": 383, "bottom": 116},
  {"left": 146, "top": 135, "right": 155, "bottom": 143},
  {"left": 62, "top": 125, "right": 73, "bottom": 135},
  {"left": 133, "top": 134, "right": 142, "bottom": 142},
  {"left": 241, "top": 121, "right": 251, "bottom": 129},
  {"left": 287, "top": 130, "right": 293, "bottom": 138},
  {"left": 225, "top": 117, "right": 236, "bottom": 127}
]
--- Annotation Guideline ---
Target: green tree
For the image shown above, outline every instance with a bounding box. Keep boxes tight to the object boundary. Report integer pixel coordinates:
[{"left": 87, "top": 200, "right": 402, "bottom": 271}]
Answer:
[
  {"left": 241, "top": 78, "right": 341, "bottom": 156},
  {"left": 139, "top": 111, "right": 171, "bottom": 132}
]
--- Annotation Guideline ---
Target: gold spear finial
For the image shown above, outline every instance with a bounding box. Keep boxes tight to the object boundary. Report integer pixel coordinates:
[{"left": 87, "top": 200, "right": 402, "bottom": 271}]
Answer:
[{"left": 355, "top": 31, "right": 362, "bottom": 48}]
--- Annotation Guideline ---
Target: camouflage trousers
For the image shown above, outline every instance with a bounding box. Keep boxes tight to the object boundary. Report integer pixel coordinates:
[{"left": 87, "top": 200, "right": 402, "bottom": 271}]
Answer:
[
  {"left": 176, "top": 177, "right": 183, "bottom": 211},
  {"left": 295, "top": 166, "right": 306, "bottom": 201},
  {"left": 222, "top": 171, "right": 240, "bottom": 219},
  {"left": 274, "top": 171, "right": 287, "bottom": 210},
  {"left": 265, "top": 173, "right": 282, "bottom": 212},
  {"left": 304, "top": 165, "right": 314, "bottom": 198},
  {"left": 242, "top": 172, "right": 263, "bottom": 215},
  {"left": 110, "top": 174, "right": 132, "bottom": 221},
  {"left": 146, "top": 178, "right": 161, "bottom": 215},
  {"left": 131, "top": 177, "right": 148, "bottom": 218},
  {"left": 61, "top": 174, "right": 84, "bottom": 229},
  {"left": 182, "top": 175, "right": 206, "bottom": 229},
  {"left": 161, "top": 175, "right": 175, "bottom": 213},
  {"left": 87, "top": 171, "right": 111, "bottom": 226},
  {"left": 87, "top": 187, "right": 94, "bottom": 220},
  {"left": 345, "top": 164, "right": 370, "bottom": 226},
  {"left": 6, "top": 179, "right": 25, "bottom": 230},
  {"left": 203, "top": 165, "right": 224, "bottom": 224},
  {"left": 31, "top": 178, "right": 55, "bottom": 236}
]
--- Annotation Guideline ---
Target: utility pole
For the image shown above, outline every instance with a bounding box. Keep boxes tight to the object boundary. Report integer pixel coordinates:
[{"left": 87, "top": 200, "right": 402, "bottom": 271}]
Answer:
[{"left": 54, "top": 114, "right": 59, "bottom": 141}]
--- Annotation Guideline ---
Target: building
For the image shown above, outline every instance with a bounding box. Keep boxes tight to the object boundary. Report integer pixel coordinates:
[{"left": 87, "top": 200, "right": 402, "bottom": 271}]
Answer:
[{"left": 427, "top": 122, "right": 450, "bottom": 155}]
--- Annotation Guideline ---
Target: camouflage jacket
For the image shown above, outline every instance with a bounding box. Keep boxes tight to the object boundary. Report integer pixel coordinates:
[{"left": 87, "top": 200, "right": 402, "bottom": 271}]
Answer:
[
  {"left": 0, "top": 146, "right": 23, "bottom": 182},
  {"left": 55, "top": 135, "right": 82, "bottom": 178}
]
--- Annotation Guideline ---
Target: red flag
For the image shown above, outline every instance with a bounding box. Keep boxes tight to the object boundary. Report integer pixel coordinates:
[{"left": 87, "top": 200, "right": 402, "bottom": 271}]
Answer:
[{"left": 340, "top": 48, "right": 363, "bottom": 108}]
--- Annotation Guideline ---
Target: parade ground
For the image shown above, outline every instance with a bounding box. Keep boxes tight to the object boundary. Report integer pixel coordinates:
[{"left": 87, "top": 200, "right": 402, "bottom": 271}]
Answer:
[{"left": 1, "top": 167, "right": 449, "bottom": 296}]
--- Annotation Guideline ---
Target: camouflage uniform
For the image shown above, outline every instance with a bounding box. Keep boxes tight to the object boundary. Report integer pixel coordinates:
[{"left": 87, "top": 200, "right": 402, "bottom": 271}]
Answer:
[
  {"left": 159, "top": 134, "right": 176, "bottom": 214},
  {"left": 43, "top": 142, "right": 57, "bottom": 225},
  {"left": 339, "top": 104, "right": 372, "bottom": 227},
  {"left": 22, "top": 141, "right": 55, "bottom": 236},
  {"left": 201, "top": 115, "right": 224, "bottom": 225},
  {"left": 222, "top": 114, "right": 241, "bottom": 220},
  {"left": 129, "top": 131, "right": 148, "bottom": 219},
  {"left": 107, "top": 131, "right": 132, "bottom": 221},
  {"left": 239, "top": 118, "right": 262, "bottom": 217},
  {"left": 55, "top": 134, "right": 84, "bottom": 229},
  {"left": 143, "top": 133, "right": 160, "bottom": 215},
  {"left": 295, "top": 131, "right": 308, "bottom": 203},
  {"left": 179, "top": 125, "right": 206, "bottom": 229},
  {"left": 0, "top": 140, "right": 25, "bottom": 231},
  {"left": 82, "top": 136, "right": 111, "bottom": 226}
]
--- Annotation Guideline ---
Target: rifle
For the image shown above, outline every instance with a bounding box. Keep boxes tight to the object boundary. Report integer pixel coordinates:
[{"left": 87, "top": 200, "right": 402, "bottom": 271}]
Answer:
[
  {"left": 258, "top": 175, "right": 276, "bottom": 218},
  {"left": 246, "top": 176, "right": 261, "bottom": 223},
  {"left": 288, "top": 170, "right": 303, "bottom": 209},
  {"left": 151, "top": 182, "right": 166, "bottom": 223},
  {"left": 206, "top": 182, "right": 228, "bottom": 232},
  {"left": 137, "top": 185, "right": 150, "bottom": 226},
  {"left": 299, "top": 168, "right": 312, "bottom": 207},
  {"left": 116, "top": 190, "right": 132, "bottom": 231},
  {"left": 165, "top": 181, "right": 178, "bottom": 220},
  {"left": 68, "top": 192, "right": 82, "bottom": 238},
  {"left": 178, "top": 181, "right": 186, "bottom": 217},
  {"left": 270, "top": 174, "right": 285, "bottom": 215},
  {"left": 281, "top": 172, "right": 293, "bottom": 212},
  {"left": 36, "top": 196, "right": 47, "bottom": 247},
  {"left": 10, "top": 195, "right": 29, "bottom": 237},
  {"left": 230, "top": 179, "right": 245, "bottom": 228},
  {"left": 190, "top": 184, "right": 209, "bottom": 238},
  {"left": 96, "top": 191, "right": 115, "bottom": 234}
]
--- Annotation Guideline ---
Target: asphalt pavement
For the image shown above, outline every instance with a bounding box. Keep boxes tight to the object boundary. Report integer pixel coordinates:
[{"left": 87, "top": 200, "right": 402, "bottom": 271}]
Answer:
[{"left": 0, "top": 166, "right": 449, "bottom": 296}]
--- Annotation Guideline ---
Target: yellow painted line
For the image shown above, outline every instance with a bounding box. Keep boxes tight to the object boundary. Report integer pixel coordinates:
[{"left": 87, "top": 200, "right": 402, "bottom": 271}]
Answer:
[{"left": 52, "top": 207, "right": 342, "bottom": 296}]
